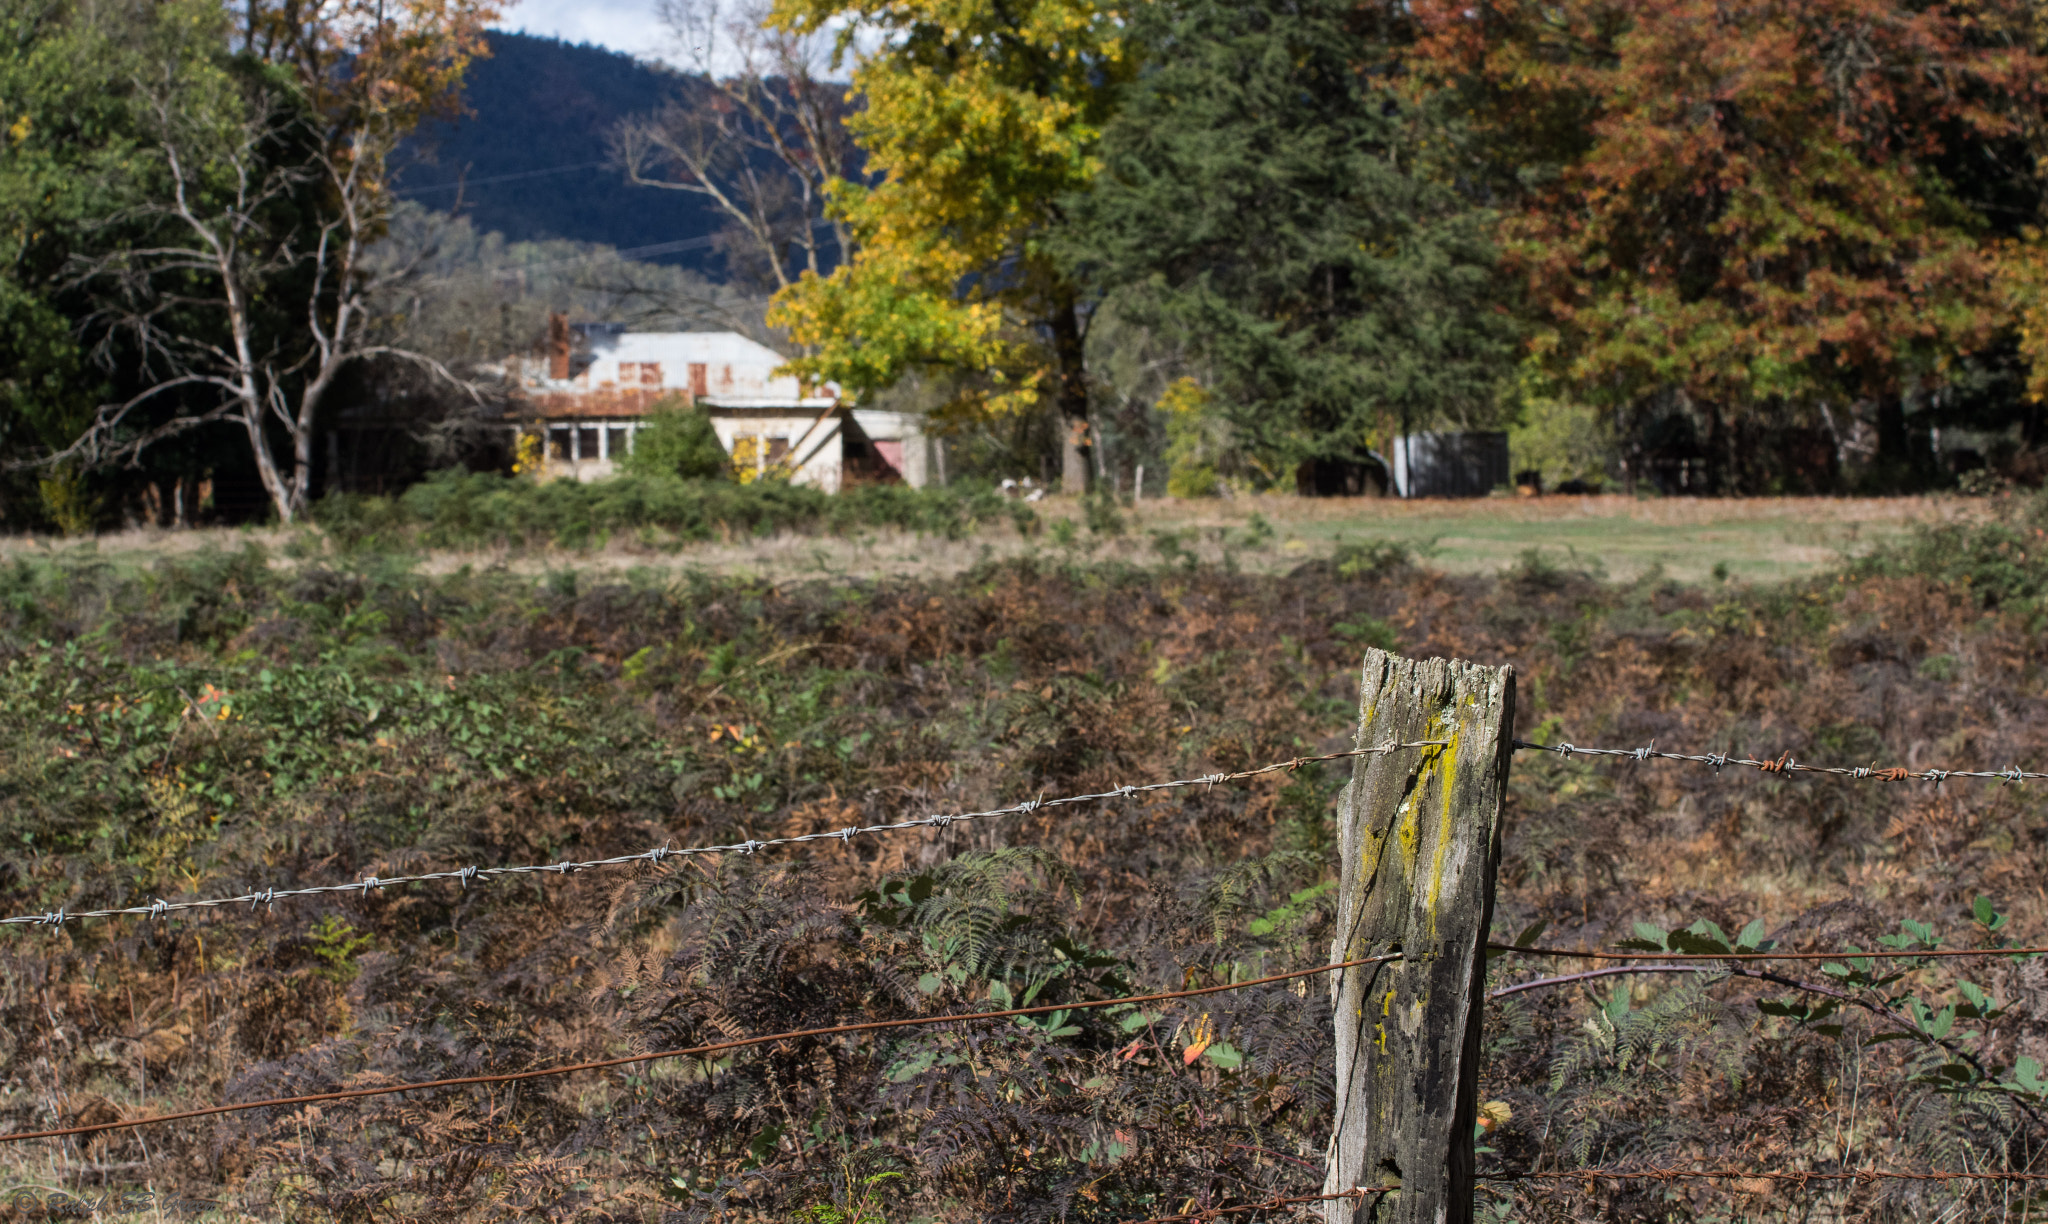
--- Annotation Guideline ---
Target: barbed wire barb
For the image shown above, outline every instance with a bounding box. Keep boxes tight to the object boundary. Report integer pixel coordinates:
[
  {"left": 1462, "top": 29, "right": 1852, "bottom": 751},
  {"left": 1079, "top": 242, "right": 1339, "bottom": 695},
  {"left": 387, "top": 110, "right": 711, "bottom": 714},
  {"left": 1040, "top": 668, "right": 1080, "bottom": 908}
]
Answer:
[
  {"left": 0, "top": 739, "right": 1447, "bottom": 930},
  {"left": 1110, "top": 1187, "right": 1390, "bottom": 1223},
  {"left": 1491, "top": 1166, "right": 2048, "bottom": 1184},
  {"left": 1513, "top": 739, "right": 2046, "bottom": 784},
  {"left": 1487, "top": 942, "right": 2048, "bottom": 963}
]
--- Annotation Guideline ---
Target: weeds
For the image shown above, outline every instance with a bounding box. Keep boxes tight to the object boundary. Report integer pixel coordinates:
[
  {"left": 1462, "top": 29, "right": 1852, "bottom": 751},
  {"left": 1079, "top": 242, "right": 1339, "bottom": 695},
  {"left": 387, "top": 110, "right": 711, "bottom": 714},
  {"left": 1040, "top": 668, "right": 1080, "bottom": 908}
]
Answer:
[
  {"left": 311, "top": 469, "right": 1018, "bottom": 552},
  {"left": 0, "top": 508, "right": 2045, "bottom": 1219}
]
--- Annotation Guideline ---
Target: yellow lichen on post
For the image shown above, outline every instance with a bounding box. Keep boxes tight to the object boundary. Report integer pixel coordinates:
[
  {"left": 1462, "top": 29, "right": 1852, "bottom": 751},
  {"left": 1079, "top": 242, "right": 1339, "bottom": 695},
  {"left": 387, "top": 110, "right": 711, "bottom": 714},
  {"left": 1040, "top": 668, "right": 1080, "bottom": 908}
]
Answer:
[
  {"left": 1323, "top": 649, "right": 1514, "bottom": 1224},
  {"left": 1423, "top": 718, "right": 1464, "bottom": 937}
]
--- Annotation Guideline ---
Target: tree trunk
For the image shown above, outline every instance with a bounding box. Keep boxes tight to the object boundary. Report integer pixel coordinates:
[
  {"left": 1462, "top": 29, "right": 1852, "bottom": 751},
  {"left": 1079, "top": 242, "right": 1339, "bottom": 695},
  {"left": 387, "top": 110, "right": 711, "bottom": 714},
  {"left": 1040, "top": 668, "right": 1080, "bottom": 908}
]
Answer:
[
  {"left": 1876, "top": 395, "right": 1909, "bottom": 478},
  {"left": 1049, "top": 293, "right": 1091, "bottom": 494},
  {"left": 243, "top": 409, "right": 298, "bottom": 525},
  {"left": 1704, "top": 398, "right": 1727, "bottom": 496},
  {"left": 1324, "top": 648, "right": 1515, "bottom": 1224}
]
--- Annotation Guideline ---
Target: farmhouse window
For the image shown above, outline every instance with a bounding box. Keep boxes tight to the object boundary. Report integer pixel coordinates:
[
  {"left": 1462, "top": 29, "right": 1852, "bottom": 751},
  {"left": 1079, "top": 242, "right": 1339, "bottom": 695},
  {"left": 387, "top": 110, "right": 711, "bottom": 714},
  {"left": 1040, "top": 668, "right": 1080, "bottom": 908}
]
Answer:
[{"left": 688, "top": 363, "right": 708, "bottom": 396}]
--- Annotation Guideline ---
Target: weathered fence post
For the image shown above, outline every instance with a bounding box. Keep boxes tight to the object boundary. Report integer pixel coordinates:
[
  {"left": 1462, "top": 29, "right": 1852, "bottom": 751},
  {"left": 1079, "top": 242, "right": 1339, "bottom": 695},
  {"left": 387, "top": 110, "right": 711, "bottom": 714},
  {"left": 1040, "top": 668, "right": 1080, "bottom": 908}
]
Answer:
[{"left": 1323, "top": 649, "right": 1514, "bottom": 1224}]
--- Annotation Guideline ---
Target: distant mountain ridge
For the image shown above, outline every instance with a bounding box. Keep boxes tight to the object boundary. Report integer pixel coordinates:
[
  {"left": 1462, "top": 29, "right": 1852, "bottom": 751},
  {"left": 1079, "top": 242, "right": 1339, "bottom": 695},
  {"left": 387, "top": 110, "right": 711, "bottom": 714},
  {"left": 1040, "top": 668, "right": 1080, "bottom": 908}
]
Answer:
[{"left": 394, "top": 32, "right": 725, "bottom": 269}]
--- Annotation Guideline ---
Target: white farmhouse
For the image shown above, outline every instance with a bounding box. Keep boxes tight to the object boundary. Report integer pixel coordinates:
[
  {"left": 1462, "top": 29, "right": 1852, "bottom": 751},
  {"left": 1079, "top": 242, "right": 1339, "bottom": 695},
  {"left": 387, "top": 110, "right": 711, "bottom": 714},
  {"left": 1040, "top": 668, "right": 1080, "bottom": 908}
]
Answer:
[{"left": 505, "top": 316, "right": 934, "bottom": 490}]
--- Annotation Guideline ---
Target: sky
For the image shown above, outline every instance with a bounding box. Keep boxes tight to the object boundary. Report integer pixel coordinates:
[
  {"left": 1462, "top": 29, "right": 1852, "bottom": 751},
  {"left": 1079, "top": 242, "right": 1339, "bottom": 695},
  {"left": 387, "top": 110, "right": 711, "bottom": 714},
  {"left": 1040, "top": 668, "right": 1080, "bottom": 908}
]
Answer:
[
  {"left": 494, "top": 0, "right": 857, "bottom": 79},
  {"left": 497, "top": 0, "right": 675, "bottom": 64}
]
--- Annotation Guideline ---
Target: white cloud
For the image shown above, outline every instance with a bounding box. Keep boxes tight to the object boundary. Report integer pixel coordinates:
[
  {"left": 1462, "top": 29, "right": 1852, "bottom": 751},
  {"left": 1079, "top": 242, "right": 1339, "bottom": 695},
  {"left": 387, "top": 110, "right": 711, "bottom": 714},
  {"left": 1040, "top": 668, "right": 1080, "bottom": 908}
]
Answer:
[
  {"left": 494, "top": 0, "right": 671, "bottom": 60},
  {"left": 495, "top": 0, "right": 757, "bottom": 76},
  {"left": 494, "top": 0, "right": 863, "bottom": 79}
]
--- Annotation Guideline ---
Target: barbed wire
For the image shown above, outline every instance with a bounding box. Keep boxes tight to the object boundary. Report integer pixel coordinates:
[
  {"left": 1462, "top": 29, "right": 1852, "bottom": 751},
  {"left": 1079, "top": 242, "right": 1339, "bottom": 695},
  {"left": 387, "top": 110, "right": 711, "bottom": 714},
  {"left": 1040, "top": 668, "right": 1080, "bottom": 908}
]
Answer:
[
  {"left": 0, "top": 954, "right": 1402, "bottom": 1145},
  {"left": 1492, "top": 1166, "right": 2048, "bottom": 1184},
  {"left": 1514, "top": 739, "right": 2044, "bottom": 785},
  {"left": 0, "top": 741, "right": 1448, "bottom": 931},
  {"left": 29, "top": 733, "right": 2037, "bottom": 932},
  {"left": 1487, "top": 942, "right": 2048, "bottom": 962},
  {"left": 1111, "top": 1187, "right": 1388, "bottom": 1222},
  {"left": 1105, "top": 1164, "right": 2048, "bottom": 1221},
  {"left": 1490, "top": 941, "right": 2048, "bottom": 962}
]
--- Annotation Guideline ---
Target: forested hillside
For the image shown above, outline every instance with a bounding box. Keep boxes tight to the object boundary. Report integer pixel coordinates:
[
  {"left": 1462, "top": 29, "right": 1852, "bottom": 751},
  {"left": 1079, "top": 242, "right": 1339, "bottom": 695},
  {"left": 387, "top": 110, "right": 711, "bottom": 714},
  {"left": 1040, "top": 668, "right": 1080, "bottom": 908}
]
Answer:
[{"left": 393, "top": 33, "right": 725, "bottom": 265}]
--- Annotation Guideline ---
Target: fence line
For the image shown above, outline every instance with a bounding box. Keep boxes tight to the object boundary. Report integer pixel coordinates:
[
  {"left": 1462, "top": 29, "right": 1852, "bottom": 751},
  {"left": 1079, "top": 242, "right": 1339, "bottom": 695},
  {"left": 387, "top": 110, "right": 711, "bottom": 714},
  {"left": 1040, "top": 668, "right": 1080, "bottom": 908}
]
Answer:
[
  {"left": 0, "top": 954, "right": 1402, "bottom": 1145},
  {"left": 1110, "top": 1165, "right": 2048, "bottom": 1222},
  {"left": 1111, "top": 1188, "right": 1386, "bottom": 1222},
  {"left": 0, "top": 741, "right": 1448, "bottom": 931},
  {"left": 1122, "top": 1166, "right": 2048, "bottom": 1223},
  {"left": 4, "top": 937, "right": 2031, "bottom": 1147},
  {"left": 1514, "top": 739, "right": 2044, "bottom": 785},
  {"left": 1493, "top": 1166, "right": 2048, "bottom": 1184},
  {"left": 1491, "top": 964, "right": 1715, "bottom": 999},
  {"left": 1098, "top": 1162, "right": 2048, "bottom": 1223},
  {"left": 12, "top": 714, "right": 2048, "bottom": 1198},
  {"left": 1487, "top": 942, "right": 2048, "bottom": 962},
  {"left": 13, "top": 736, "right": 2040, "bottom": 933}
]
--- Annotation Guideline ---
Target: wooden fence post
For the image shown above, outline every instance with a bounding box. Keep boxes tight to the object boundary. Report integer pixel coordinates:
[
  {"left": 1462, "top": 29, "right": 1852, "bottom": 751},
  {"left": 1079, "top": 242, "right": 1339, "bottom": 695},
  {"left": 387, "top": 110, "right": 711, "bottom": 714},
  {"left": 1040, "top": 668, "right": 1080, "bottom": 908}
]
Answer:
[{"left": 1322, "top": 648, "right": 1515, "bottom": 1224}]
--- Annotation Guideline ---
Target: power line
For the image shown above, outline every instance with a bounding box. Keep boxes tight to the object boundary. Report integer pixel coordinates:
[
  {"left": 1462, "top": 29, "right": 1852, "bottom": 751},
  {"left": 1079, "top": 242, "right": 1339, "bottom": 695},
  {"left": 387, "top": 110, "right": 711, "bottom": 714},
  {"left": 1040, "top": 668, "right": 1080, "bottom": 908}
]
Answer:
[
  {"left": 402, "top": 214, "right": 841, "bottom": 292},
  {"left": 397, "top": 160, "right": 612, "bottom": 195},
  {"left": 0, "top": 741, "right": 1447, "bottom": 931},
  {"left": 0, "top": 954, "right": 1402, "bottom": 1145},
  {"left": 1513, "top": 739, "right": 2045, "bottom": 785},
  {"left": 412, "top": 233, "right": 725, "bottom": 292}
]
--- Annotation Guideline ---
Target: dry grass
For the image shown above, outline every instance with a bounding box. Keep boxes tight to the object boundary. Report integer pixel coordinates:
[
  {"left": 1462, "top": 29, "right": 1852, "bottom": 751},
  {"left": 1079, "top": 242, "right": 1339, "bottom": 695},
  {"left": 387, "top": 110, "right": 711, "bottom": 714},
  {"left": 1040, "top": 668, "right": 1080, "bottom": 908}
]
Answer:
[
  {"left": 0, "top": 493, "right": 1992, "bottom": 587},
  {"left": 0, "top": 504, "right": 2042, "bottom": 1222}
]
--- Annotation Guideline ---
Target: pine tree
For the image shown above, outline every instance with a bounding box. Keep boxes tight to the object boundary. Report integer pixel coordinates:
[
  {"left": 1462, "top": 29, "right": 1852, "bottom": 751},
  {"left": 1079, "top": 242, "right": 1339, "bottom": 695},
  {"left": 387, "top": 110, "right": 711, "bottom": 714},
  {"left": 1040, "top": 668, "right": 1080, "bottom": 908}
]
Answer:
[{"left": 1060, "top": 0, "right": 1518, "bottom": 489}]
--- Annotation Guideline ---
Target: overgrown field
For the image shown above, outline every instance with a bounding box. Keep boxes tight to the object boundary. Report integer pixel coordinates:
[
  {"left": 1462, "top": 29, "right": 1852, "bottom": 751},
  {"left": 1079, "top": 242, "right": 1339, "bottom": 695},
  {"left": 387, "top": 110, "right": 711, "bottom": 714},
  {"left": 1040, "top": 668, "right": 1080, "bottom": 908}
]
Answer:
[
  {"left": 311, "top": 470, "right": 1035, "bottom": 551},
  {"left": 1, "top": 499, "right": 2046, "bottom": 1222}
]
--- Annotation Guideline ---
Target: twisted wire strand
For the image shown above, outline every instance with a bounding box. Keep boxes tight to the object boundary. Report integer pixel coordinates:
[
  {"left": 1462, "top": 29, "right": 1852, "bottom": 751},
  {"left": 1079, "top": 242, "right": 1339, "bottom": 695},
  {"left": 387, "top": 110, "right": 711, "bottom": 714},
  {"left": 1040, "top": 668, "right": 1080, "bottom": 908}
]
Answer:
[
  {"left": 1486, "top": 942, "right": 2048, "bottom": 963},
  {"left": 1112, "top": 1187, "right": 1389, "bottom": 1223},
  {"left": 0, "top": 740, "right": 1448, "bottom": 930},
  {"left": 1514, "top": 739, "right": 2042, "bottom": 785},
  {"left": 1494, "top": 1166, "right": 2048, "bottom": 1184},
  {"left": 1106, "top": 1164, "right": 2048, "bottom": 1221},
  {"left": 0, "top": 954, "right": 1402, "bottom": 1145}
]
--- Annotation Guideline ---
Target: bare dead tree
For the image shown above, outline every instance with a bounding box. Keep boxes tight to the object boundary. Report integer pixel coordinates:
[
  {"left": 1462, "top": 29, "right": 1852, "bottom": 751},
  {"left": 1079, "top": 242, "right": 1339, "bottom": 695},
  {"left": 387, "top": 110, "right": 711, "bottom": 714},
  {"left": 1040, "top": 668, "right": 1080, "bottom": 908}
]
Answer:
[
  {"left": 41, "top": 0, "right": 490, "bottom": 525},
  {"left": 612, "top": 0, "right": 867, "bottom": 293}
]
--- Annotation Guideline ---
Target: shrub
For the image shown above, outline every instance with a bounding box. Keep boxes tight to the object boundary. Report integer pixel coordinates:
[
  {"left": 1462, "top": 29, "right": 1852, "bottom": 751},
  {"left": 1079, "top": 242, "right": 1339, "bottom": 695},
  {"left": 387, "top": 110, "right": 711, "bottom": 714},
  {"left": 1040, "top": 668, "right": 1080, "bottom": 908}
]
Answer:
[
  {"left": 309, "top": 468, "right": 1015, "bottom": 551},
  {"left": 1331, "top": 538, "right": 1419, "bottom": 580},
  {"left": 1847, "top": 490, "right": 2048, "bottom": 610},
  {"left": 617, "top": 398, "right": 729, "bottom": 480}
]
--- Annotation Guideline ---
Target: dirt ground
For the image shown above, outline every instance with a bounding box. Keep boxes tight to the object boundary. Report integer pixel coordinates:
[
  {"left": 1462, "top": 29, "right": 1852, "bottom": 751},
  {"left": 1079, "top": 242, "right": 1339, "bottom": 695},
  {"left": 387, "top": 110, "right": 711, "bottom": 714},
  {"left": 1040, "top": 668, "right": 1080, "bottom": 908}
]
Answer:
[{"left": 0, "top": 492, "right": 1989, "bottom": 585}]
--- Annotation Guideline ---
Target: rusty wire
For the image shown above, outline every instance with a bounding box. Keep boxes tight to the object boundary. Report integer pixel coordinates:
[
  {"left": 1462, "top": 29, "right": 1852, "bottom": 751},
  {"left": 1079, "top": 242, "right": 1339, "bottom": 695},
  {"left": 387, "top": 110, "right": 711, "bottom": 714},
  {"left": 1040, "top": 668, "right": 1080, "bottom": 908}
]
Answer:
[
  {"left": 0, "top": 954, "right": 1402, "bottom": 1145},
  {"left": 1492, "top": 1166, "right": 2048, "bottom": 1184},
  {"left": 0, "top": 740, "right": 1446, "bottom": 931},
  {"left": 1110, "top": 1167, "right": 2048, "bottom": 1220},
  {"left": 1110, "top": 1187, "right": 1389, "bottom": 1222},
  {"left": 1513, "top": 738, "right": 2042, "bottom": 785},
  {"left": 1490, "top": 941, "right": 2048, "bottom": 962},
  {"left": 1487, "top": 942, "right": 2048, "bottom": 962}
]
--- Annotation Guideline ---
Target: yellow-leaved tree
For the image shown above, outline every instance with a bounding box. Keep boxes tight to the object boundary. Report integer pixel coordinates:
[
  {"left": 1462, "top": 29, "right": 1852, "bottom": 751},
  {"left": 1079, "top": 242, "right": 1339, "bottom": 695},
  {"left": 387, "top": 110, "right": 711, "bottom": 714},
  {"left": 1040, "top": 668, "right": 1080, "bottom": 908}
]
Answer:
[
  {"left": 765, "top": 0, "right": 1132, "bottom": 491},
  {"left": 1992, "top": 2, "right": 2048, "bottom": 418},
  {"left": 1998, "top": 235, "right": 2048, "bottom": 407}
]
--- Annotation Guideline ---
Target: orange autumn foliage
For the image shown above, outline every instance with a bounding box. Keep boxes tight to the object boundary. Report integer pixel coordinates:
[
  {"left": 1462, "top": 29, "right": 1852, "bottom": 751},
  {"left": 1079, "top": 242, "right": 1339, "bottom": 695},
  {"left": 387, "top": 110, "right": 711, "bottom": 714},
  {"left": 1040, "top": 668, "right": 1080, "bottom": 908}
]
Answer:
[{"left": 1408, "top": 0, "right": 2045, "bottom": 417}]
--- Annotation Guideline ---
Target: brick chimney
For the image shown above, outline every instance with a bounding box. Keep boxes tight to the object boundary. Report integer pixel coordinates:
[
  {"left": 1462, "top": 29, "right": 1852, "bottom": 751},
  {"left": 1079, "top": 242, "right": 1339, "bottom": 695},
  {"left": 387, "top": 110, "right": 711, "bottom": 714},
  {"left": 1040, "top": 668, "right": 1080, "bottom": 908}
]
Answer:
[{"left": 547, "top": 312, "right": 571, "bottom": 381}]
